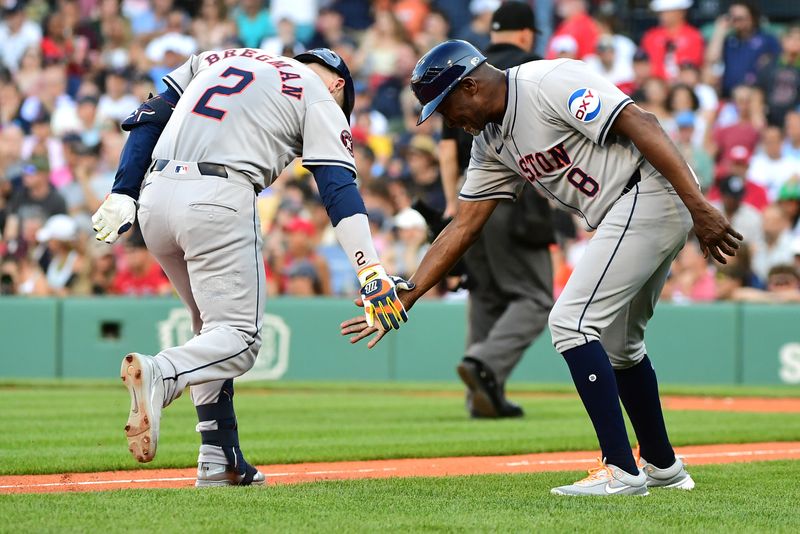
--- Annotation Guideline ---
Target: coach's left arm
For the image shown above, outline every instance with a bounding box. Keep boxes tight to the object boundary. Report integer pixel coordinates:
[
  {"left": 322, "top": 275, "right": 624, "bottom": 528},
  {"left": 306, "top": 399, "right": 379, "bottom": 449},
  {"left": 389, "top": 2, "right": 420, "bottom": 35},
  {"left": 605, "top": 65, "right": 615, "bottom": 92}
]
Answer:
[{"left": 610, "top": 104, "right": 743, "bottom": 264}]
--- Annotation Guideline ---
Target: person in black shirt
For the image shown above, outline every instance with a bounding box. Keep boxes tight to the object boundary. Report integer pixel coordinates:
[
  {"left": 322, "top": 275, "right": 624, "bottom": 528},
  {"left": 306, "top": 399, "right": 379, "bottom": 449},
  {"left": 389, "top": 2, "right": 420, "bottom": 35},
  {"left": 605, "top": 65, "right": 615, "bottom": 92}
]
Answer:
[
  {"left": 407, "top": 134, "right": 447, "bottom": 214},
  {"left": 3, "top": 155, "right": 67, "bottom": 247},
  {"left": 756, "top": 24, "right": 800, "bottom": 127},
  {"left": 439, "top": 1, "right": 556, "bottom": 418}
]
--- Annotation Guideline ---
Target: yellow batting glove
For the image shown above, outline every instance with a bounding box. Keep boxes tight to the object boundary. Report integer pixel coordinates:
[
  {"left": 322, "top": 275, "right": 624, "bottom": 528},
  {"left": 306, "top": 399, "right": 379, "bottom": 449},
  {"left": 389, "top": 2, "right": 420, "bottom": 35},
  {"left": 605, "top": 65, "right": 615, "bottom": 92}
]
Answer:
[{"left": 357, "top": 264, "right": 414, "bottom": 331}]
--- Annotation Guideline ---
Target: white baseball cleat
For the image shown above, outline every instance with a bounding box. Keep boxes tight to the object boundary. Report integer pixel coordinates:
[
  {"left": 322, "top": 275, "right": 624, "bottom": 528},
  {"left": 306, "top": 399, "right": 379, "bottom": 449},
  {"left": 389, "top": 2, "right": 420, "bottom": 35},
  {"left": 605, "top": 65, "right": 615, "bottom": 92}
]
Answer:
[
  {"left": 195, "top": 462, "right": 267, "bottom": 487},
  {"left": 551, "top": 459, "right": 649, "bottom": 496},
  {"left": 639, "top": 456, "right": 695, "bottom": 490},
  {"left": 120, "top": 353, "right": 164, "bottom": 463}
]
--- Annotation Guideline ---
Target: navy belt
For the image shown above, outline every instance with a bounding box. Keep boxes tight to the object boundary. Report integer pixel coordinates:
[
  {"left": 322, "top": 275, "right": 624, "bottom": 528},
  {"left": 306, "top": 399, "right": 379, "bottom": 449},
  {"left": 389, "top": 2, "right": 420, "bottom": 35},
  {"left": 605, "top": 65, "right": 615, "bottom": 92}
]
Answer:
[
  {"left": 151, "top": 159, "right": 228, "bottom": 178},
  {"left": 620, "top": 168, "right": 641, "bottom": 197}
]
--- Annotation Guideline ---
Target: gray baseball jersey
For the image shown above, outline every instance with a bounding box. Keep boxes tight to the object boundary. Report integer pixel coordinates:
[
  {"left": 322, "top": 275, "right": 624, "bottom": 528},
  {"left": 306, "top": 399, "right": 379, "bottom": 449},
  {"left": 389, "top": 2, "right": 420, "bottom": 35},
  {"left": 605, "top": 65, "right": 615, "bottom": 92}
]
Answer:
[
  {"left": 133, "top": 49, "right": 356, "bottom": 469},
  {"left": 460, "top": 59, "right": 670, "bottom": 230},
  {"left": 458, "top": 58, "right": 695, "bottom": 367},
  {"left": 153, "top": 48, "right": 356, "bottom": 189}
]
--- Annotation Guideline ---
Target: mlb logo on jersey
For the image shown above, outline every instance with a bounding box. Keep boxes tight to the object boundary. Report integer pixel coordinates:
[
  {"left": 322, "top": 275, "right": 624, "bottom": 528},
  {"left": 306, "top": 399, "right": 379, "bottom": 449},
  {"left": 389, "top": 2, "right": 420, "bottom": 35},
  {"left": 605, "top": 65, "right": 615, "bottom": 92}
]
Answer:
[
  {"left": 568, "top": 88, "right": 601, "bottom": 123},
  {"left": 175, "top": 164, "right": 189, "bottom": 175}
]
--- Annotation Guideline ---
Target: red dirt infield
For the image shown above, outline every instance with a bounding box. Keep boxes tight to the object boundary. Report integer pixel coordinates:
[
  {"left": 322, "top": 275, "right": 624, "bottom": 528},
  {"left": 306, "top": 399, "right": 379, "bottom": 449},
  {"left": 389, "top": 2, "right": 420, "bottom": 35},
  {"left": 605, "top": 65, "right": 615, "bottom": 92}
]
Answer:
[
  {"left": 660, "top": 396, "right": 800, "bottom": 413},
  {"left": 2, "top": 442, "right": 799, "bottom": 495},
  {"left": 403, "top": 392, "right": 800, "bottom": 414}
]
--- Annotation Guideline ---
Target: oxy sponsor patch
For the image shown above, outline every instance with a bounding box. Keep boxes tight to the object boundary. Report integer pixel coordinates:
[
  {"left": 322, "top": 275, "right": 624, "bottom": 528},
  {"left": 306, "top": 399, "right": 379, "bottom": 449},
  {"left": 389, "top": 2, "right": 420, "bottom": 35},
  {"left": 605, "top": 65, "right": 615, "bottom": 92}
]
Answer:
[{"left": 567, "top": 88, "right": 601, "bottom": 123}]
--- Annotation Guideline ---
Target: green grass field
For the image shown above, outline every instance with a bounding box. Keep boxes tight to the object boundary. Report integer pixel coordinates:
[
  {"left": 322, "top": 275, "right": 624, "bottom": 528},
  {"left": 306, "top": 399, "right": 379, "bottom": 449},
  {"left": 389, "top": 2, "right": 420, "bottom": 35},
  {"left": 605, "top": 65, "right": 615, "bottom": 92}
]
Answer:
[
  {"left": 2, "top": 462, "right": 800, "bottom": 533},
  {"left": 2, "top": 381, "right": 800, "bottom": 532},
  {"left": 3, "top": 381, "right": 800, "bottom": 475}
]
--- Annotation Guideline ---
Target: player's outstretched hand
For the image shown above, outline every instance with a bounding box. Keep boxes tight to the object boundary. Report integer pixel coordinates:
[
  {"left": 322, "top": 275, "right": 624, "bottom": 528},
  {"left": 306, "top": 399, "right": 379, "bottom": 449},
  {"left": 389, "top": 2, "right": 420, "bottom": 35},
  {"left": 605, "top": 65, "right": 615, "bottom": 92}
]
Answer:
[
  {"left": 357, "top": 264, "right": 414, "bottom": 331},
  {"left": 691, "top": 201, "right": 743, "bottom": 264},
  {"left": 92, "top": 193, "right": 137, "bottom": 244}
]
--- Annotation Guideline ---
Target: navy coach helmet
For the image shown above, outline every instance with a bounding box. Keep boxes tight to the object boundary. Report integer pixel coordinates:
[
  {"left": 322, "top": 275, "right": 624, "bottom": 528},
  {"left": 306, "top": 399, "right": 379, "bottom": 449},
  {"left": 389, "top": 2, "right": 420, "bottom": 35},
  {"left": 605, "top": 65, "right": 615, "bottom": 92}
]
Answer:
[
  {"left": 295, "top": 48, "right": 355, "bottom": 119},
  {"left": 410, "top": 40, "right": 487, "bottom": 125}
]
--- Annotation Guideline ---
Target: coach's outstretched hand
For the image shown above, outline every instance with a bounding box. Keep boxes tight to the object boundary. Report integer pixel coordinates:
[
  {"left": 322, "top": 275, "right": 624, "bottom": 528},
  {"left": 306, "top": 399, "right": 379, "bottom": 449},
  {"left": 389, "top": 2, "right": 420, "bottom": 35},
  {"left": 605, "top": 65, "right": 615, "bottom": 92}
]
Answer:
[
  {"left": 342, "top": 265, "right": 414, "bottom": 348},
  {"left": 690, "top": 201, "right": 743, "bottom": 264},
  {"left": 340, "top": 300, "right": 386, "bottom": 349}
]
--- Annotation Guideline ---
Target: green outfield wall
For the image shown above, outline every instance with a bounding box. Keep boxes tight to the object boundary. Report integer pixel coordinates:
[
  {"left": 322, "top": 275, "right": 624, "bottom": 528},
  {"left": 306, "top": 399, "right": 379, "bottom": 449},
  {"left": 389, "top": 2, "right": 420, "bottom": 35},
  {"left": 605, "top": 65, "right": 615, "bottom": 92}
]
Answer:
[{"left": 0, "top": 297, "right": 798, "bottom": 385}]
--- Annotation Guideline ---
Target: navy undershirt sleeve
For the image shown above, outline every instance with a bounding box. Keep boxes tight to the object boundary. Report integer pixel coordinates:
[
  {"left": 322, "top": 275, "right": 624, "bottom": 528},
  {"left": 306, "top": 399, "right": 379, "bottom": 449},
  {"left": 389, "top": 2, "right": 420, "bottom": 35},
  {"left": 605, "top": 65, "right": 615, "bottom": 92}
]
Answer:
[
  {"left": 309, "top": 165, "right": 367, "bottom": 226},
  {"left": 111, "top": 87, "right": 179, "bottom": 200}
]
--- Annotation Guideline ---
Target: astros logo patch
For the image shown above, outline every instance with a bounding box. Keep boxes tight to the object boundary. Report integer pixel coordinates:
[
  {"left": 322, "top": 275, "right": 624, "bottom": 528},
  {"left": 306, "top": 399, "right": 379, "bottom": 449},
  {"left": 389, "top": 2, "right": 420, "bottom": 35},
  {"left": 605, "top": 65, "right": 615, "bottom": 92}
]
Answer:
[
  {"left": 340, "top": 130, "right": 354, "bottom": 157},
  {"left": 568, "top": 88, "right": 602, "bottom": 123}
]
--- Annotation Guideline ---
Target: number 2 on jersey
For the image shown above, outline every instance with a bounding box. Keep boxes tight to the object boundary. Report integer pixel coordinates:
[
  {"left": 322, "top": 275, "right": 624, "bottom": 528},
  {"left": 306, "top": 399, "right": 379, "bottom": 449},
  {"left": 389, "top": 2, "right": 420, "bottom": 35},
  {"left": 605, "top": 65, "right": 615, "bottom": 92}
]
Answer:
[{"left": 192, "top": 67, "right": 255, "bottom": 121}]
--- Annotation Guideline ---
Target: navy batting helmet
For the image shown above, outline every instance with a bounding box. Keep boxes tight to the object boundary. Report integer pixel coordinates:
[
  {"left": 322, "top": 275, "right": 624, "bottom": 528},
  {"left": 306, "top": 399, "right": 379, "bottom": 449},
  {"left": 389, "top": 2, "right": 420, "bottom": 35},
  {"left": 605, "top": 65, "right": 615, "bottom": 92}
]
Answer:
[
  {"left": 410, "top": 40, "right": 487, "bottom": 125},
  {"left": 295, "top": 48, "right": 355, "bottom": 120}
]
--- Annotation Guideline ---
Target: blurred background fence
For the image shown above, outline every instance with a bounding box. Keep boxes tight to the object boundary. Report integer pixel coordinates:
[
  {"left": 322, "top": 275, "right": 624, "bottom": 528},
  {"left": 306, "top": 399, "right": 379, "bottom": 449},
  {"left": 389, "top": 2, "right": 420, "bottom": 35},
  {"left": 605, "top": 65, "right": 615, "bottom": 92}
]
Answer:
[{"left": 2, "top": 297, "right": 797, "bottom": 385}]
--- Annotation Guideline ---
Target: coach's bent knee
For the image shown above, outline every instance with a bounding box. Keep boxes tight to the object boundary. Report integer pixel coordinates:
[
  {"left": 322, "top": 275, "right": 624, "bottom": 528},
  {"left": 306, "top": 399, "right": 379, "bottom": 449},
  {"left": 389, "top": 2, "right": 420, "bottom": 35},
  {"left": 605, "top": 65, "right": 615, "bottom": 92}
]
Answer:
[
  {"left": 548, "top": 306, "right": 600, "bottom": 354},
  {"left": 606, "top": 346, "right": 646, "bottom": 370}
]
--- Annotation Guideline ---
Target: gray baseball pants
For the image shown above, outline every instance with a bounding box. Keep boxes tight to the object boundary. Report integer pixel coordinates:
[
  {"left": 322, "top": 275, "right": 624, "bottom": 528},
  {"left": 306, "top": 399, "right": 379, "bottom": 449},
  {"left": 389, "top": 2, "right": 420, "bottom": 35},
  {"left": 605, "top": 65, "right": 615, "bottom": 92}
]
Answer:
[
  {"left": 548, "top": 176, "right": 693, "bottom": 368},
  {"left": 137, "top": 161, "right": 265, "bottom": 464}
]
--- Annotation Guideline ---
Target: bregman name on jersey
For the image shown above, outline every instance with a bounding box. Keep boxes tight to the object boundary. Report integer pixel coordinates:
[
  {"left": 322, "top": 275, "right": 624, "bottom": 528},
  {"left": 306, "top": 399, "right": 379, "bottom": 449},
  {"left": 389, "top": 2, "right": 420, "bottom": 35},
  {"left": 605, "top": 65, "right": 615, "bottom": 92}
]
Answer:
[{"left": 203, "top": 49, "right": 303, "bottom": 101}]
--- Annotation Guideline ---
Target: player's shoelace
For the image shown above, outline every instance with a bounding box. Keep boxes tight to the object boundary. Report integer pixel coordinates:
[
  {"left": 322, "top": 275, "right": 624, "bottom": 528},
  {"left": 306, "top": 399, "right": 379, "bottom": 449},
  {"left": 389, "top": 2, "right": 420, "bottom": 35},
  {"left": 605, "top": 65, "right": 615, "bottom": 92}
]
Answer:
[
  {"left": 577, "top": 458, "right": 613, "bottom": 484},
  {"left": 634, "top": 444, "right": 643, "bottom": 468}
]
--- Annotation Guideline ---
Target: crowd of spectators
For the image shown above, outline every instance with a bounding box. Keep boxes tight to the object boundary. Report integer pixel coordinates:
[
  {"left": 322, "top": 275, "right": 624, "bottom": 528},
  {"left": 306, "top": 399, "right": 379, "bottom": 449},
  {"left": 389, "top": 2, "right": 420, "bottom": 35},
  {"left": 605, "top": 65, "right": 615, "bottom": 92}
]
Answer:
[{"left": 0, "top": 0, "right": 799, "bottom": 303}]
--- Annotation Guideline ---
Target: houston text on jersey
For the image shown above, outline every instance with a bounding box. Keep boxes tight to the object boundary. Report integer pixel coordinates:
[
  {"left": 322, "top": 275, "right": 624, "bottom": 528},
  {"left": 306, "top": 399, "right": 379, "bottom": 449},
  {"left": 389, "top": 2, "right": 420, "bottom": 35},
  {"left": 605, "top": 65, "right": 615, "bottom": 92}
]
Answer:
[{"left": 517, "top": 142, "right": 571, "bottom": 182}]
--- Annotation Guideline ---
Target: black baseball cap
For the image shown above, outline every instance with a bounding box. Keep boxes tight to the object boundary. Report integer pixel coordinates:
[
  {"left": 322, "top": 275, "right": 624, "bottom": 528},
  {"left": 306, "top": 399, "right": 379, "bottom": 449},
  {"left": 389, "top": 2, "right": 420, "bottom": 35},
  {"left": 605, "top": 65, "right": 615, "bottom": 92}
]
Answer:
[
  {"left": 719, "top": 175, "right": 746, "bottom": 199},
  {"left": 78, "top": 94, "right": 99, "bottom": 106},
  {"left": 31, "top": 108, "right": 51, "bottom": 124},
  {"left": 106, "top": 66, "right": 131, "bottom": 78},
  {"left": 132, "top": 71, "right": 153, "bottom": 84},
  {"left": 491, "top": 1, "right": 536, "bottom": 32},
  {"left": 2, "top": 1, "right": 23, "bottom": 16}
]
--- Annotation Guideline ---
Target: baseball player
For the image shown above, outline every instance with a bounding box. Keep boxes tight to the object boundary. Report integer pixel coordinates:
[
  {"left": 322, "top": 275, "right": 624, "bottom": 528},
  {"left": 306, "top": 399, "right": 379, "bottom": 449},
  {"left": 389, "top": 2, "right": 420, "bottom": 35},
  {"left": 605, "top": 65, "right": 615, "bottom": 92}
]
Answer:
[
  {"left": 342, "top": 40, "right": 742, "bottom": 496},
  {"left": 92, "top": 48, "right": 410, "bottom": 486}
]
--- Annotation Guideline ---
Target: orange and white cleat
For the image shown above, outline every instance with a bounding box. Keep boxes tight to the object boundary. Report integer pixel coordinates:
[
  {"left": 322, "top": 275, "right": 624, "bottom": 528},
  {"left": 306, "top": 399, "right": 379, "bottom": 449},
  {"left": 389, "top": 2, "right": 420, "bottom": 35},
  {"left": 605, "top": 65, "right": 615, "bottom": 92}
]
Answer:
[
  {"left": 551, "top": 458, "right": 649, "bottom": 496},
  {"left": 120, "top": 353, "right": 165, "bottom": 463}
]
